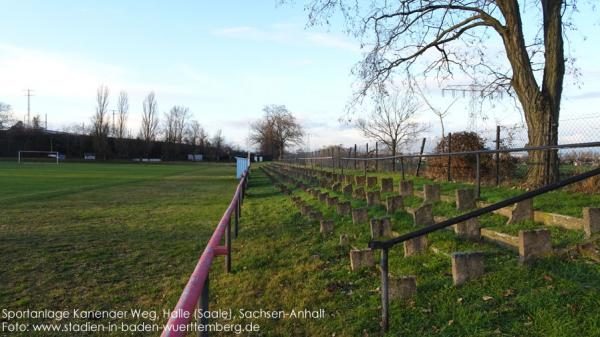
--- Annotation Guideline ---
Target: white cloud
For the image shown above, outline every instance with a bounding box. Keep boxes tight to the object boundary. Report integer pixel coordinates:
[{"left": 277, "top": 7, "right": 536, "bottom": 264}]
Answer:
[
  {"left": 212, "top": 25, "right": 361, "bottom": 53},
  {"left": 0, "top": 44, "right": 126, "bottom": 99}
]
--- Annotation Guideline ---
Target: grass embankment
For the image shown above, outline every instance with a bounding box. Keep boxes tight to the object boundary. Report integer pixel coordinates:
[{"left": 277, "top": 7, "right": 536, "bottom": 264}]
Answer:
[
  {"left": 208, "top": 165, "right": 600, "bottom": 336},
  {"left": 0, "top": 162, "right": 238, "bottom": 336}
]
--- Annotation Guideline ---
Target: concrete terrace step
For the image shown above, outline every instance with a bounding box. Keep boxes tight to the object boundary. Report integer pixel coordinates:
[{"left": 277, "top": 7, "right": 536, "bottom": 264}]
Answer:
[{"left": 415, "top": 189, "right": 587, "bottom": 232}]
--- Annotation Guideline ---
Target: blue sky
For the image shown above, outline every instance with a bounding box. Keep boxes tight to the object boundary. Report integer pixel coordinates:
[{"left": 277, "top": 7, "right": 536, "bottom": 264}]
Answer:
[{"left": 1, "top": 1, "right": 599, "bottom": 150}]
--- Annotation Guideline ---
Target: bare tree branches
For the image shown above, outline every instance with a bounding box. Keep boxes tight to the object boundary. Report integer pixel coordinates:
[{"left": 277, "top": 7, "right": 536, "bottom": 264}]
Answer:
[
  {"left": 91, "top": 85, "right": 110, "bottom": 137},
  {"left": 91, "top": 85, "right": 110, "bottom": 159},
  {"left": 116, "top": 91, "right": 129, "bottom": 139},
  {"left": 303, "top": 0, "right": 576, "bottom": 185},
  {"left": 140, "top": 92, "right": 159, "bottom": 146},
  {"left": 356, "top": 88, "right": 426, "bottom": 162},
  {"left": 249, "top": 105, "right": 304, "bottom": 159},
  {"left": 0, "top": 102, "right": 12, "bottom": 129},
  {"left": 164, "top": 106, "right": 190, "bottom": 144},
  {"left": 414, "top": 81, "right": 456, "bottom": 139},
  {"left": 186, "top": 120, "right": 206, "bottom": 154}
]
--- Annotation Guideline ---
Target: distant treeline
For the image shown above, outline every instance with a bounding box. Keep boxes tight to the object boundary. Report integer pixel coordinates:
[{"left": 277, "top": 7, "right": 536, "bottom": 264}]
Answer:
[{"left": 0, "top": 125, "right": 247, "bottom": 161}]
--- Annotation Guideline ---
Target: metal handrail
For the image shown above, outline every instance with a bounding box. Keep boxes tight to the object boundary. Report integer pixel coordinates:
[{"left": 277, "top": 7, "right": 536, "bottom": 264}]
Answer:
[
  {"left": 339, "top": 141, "right": 600, "bottom": 161},
  {"left": 161, "top": 166, "right": 250, "bottom": 337},
  {"left": 370, "top": 166, "right": 600, "bottom": 249},
  {"left": 370, "top": 165, "right": 600, "bottom": 331}
]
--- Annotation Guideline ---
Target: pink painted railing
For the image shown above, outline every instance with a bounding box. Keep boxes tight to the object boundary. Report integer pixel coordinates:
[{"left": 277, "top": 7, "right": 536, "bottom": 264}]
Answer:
[{"left": 161, "top": 166, "right": 249, "bottom": 337}]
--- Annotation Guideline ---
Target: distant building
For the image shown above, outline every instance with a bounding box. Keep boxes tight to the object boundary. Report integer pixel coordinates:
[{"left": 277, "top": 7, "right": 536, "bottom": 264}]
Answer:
[{"left": 187, "top": 154, "right": 203, "bottom": 161}]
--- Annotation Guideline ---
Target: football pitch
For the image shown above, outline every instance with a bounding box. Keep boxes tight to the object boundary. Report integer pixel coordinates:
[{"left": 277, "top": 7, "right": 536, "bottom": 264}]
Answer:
[{"left": 0, "top": 162, "right": 238, "bottom": 335}]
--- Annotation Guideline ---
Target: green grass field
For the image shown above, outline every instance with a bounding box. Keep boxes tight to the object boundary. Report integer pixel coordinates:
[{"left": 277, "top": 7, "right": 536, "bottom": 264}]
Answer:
[
  {"left": 0, "top": 162, "right": 238, "bottom": 336},
  {"left": 2, "top": 161, "right": 600, "bottom": 336}
]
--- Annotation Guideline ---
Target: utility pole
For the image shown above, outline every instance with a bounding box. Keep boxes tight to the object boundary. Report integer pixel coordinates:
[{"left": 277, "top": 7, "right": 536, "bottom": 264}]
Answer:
[
  {"left": 24, "top": 89, "right": 34, "bottom": 126},
  {"left": 110, "top": 109, "right": 117, "bottom": 136},
  {"left": 45, "top": 113, "right": 48, "bottom": 130}
]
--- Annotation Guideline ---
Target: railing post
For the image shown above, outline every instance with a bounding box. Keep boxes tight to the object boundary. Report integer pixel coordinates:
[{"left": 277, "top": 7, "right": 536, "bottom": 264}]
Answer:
[
  {"left": 375, "top": 142, "right": 379, "bottom": 172},
  {"left": 447, "top": 133, "right": 452, "bottom": 182},
  {"left": 234, "top": 198, "right": 240, "bottom": 238},
  {"left": 225, "top": 217, "right": 232, "bottom": 273},
  {"left": 495, "top": 125, "right": 500, "bottom": 186},
  {"left": 240, "top": 183, "right": 244, "bottom": 206},
  {"left": 354, "top": 144, "right": 357, "bottom": 170},
  {"left": 197, "top": 273, "right": 209, "bottom": 337},
  {"left": 364, "top": 143, "right": 368, "bottom": 176},
  {"left": 476, "top": 153, "right": 481, "bottom": 199},
  {"left": 338, "top": 146, "right": 344, "bottom": 175},
  {"left": 400, "top": 156, "right": 405, "bottom": 180},
  {"left": 332, "top": 148, "right": 335, "bottom": 171},
  {"left": 380, "top": 248, "right": 389, "bottom": 332},
  {"left": 416, "top": 137, "right": 426, "bottom": 177}
]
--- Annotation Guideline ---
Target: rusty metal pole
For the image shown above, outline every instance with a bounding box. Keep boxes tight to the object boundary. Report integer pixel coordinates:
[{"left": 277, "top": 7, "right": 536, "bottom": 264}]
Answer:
[
  {"left": 476, "top": 153, "right": 481, "bottom": 199},
  {"left": 495, "top": 126, "right": 500, "bottom": 186},
  {"left": 364, "top": 143, "right": 368, "bottom": 176},
  {"left": 234, "top": 199, "right": 239, "bottom": 238},
  {"left": 225, "top": 217, "right": 231, "bottom": 273},
  {"left": 380, "top": 248, "right": 389, "bottom": 332},
  {"left": 338, "top": 147, "right": 342, "bottom": 175},
  {"left": 375, "top": 142, "right": 379, "bottom": 172},
  {"left": 354, "top": 144, "right": 357, "bottom": 170},
  {"left": 400, "top": 156, "right": 405, "bottom": 180},
  {"left": 415, "top": 137, "right": 426, "bottom": 177},
  {"left": 447, "top": 133, "right": 452, "bottom": 182},
  {"left": 197, "top": 273, "right": 209, "bottom": 337}
]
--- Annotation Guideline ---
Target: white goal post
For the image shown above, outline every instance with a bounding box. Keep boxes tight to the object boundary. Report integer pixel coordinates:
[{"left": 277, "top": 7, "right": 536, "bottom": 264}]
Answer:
[{"left": 18, "top": 150, "right": 60, "bottom": 164}]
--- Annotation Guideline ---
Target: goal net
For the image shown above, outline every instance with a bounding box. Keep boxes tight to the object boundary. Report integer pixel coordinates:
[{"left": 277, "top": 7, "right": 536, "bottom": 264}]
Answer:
[{"left": 18, "top": 151, "right": 60, "bottom": 164}]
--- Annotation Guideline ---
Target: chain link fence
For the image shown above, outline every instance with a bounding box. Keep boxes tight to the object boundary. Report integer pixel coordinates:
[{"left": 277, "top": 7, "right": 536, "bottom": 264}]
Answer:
[{"left": 286, "top": 115, "right": 600, "bottom": 186}]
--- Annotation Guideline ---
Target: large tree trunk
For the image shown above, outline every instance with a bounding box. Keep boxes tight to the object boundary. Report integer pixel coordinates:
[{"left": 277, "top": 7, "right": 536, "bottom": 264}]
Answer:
[
  {"left": 522, "top": 97, "right": 559, "bottom": 187},
  {"left": 498, "top": 0, "right": 564, "bottom": 187}
]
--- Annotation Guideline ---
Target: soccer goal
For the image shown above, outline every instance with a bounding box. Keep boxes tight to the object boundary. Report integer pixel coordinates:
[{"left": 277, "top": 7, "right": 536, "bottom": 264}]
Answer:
[{"left": 17, "top": 150, "right": 60, "bottom": 164}]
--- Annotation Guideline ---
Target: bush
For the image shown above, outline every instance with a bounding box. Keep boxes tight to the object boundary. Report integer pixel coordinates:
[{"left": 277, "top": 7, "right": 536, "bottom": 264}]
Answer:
[
  {"left": 568, "top": 166, "right": 600, "bottom": 193},
  {"left": 425, "top": 131, "right": 516, "bottom": 182}
]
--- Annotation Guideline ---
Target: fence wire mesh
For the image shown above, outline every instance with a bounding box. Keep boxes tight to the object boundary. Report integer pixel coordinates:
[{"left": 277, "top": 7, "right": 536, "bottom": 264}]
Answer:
[{"left": 286, "top": 116, "right": 600, "bottom": 187}]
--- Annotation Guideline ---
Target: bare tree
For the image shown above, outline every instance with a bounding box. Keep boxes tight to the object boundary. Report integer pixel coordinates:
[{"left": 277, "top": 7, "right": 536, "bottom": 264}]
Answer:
[
  {"left": 414, "top": 82, "right": 457, "bottom": 139},
  {"left": 356, "top": 89, "right": 426, "bottom": 170},
  {"left": 212, "top": 129, "right": 224, "bottom": 160},
  {"left": 0, "top": 102, "right": 12, "bottom": 129},
  {"left": 140, "top": 92, "right": 160, "bottom": 156},
  {"left": 164, "top": 106, "right": 190, "bottom": 144},
  {"left": 116, "top": 91, "right": 129, "bottom": 139},
  {"left": 91, "top": 85, "right": 110, "bottom": 159},
  {"left": 304, "top": 0, "right": 580, "bottom": 186},
  {"left": 249, "top": 105, "right": 304, "bottom": 159},
  {"left": 186, "top": 120, "right": 205, "bottom": 155}
]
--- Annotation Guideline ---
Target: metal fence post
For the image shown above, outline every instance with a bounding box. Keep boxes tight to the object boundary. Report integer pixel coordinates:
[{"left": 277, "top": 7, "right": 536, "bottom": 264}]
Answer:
[
  {"left": 400, "top": 156, "right": 405, "bottom": 180},
  {"left": 416, "top": 138, "right": 426, "bottom": 177},
  {"left": 476, "top": 153, "right": 481, "bottom": 199},
  {"left": 354, "top": 144, "right": 357, "bottom": 170},
  {"left": 197, "top": 273, "right": 209, "bottom": 337},
  {"left": 495, "top": 125, "right": 500, "bottom": 186},
  {"left": 226, "top": 217, "right": 232, "bottom": 273},
  {"left": 339, "top": 147, "right": 343, "bottom": 175},
  {"left": 364, "top": 143, "right": 368, "bottom": 176},
  {"left": 447, "top": 133, "right": 452, "bottom": 182},
  {"left": 234, "top": 199, "right": 240, "bottom": 238},
  {"left": 331, "top": 148, "right": 335, "bottom": 171},
  {"left": 375, "top": 142, "right": 379, "bottom": 172},
  {"left": 380, "top": 248, "right": 389, "bottom": 332}
]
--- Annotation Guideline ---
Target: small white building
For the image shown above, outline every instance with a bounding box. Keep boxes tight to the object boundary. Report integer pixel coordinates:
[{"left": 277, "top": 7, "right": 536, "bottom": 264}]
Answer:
[{"left": 187, "top": 154, "right": 203, "bottom": 161}]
